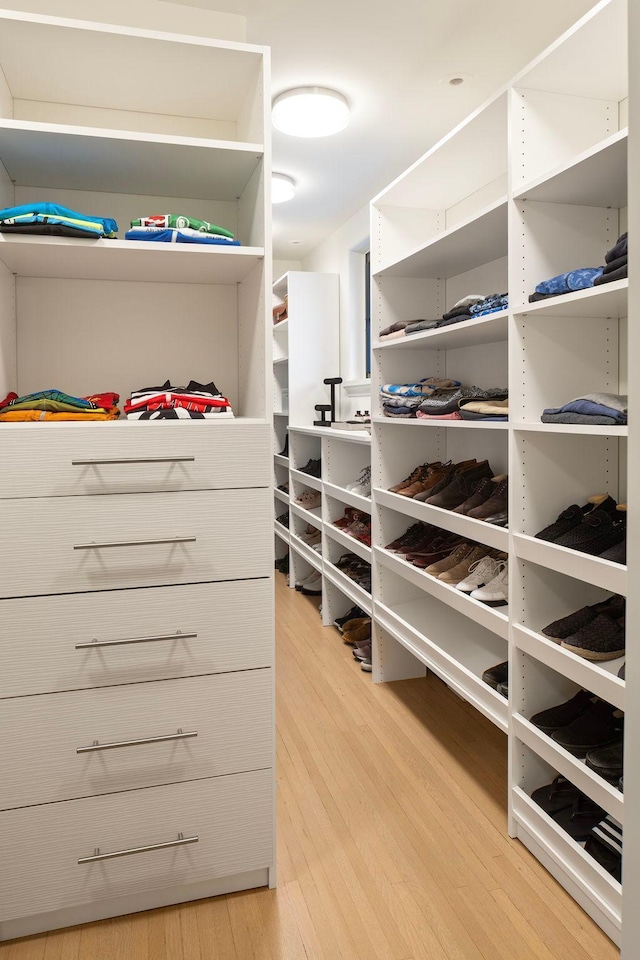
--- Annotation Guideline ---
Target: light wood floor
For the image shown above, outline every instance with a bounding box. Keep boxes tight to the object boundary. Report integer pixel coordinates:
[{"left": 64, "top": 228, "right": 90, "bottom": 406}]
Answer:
[{"left": 3, "top": 574, "right": 619, "bottom": 960}]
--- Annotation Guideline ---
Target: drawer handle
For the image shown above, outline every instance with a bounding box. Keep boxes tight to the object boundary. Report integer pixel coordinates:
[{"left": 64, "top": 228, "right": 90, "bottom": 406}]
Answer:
[
  {"left": 72, "top": 457, "right": 196, "bottom": 465},
  {"left": 73, "top": 536, "right": 196, "bottom": 550},
  {"left": 77, "top": 728, "right": 197, "bottom": 753},
  {"left": 78, "top": 832, "right": 198, "bottom": 864},
  {"left": 75, "top": 631, "right": 198, "bottom": 649}
]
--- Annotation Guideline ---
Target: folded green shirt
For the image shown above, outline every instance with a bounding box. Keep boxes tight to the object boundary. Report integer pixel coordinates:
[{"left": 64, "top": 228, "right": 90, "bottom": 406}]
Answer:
[{"left": 130, "top": 214, "right": 234, "bottom": 238}]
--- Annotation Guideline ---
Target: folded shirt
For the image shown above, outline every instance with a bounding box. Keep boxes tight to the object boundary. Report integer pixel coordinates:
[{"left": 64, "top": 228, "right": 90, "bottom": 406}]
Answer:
[
  {"left": 602, "top": 254, "right": 627, "bottom": 274},
  {"left": 418, "top": 386, "right": 507, "bottom": 416},
  {"left": 404, "top": 319, "right": 439, "bottom": 335},
  {"left": 435, "top": 314, "right": 471, "bottom": 328},
  {"left": 415, "top": 410, "right": 462, "bottom": 420},
  {"left": 379, "top": 329, "right": 407, "bottom": 341},
  {"left": 381, "top": 377, "right": 461, "bottom": 398},
  {"left": 542, "top": 393, "right": 627, "bottom": 424},
  {"left": 125, "top": 379, "right": 233, "bottom": 419},
  {"left": 0, "top": 408, "right": 119, "bottom": 422},
  {"left": 379, "top": 320, "right": 414, "bottom": 337},
  {"left": 529, "top": 268, "right": 603, "bottom": 302},
  {"left": 594, "top": 264, "right": 627, "bottom": 285},
  {"left": 441, "top": 295, "right": 485, "bottom": 321},
  {"left": 605, "top": 233, "right": 627, "bottom": 264},
  {"left": 125, "top": 227, "right": 240, "bottom": 245},
  {"left": 469, "top": 293, "right": 508, "bottom": 316},
  {"left": 0, "top": 389, "right": 119, "bottom": 414},
  {"left": 131, "top": 215, "right": 235, "bottom": 239},
  {"left": 541, "top": 412, "right": 620, "bottom": 426},
  {"left": 0, "top": 202, "right": 117, "bottom": 238},
  {"left": 459, "top": 398, "right": 509, "bottom": 416}
]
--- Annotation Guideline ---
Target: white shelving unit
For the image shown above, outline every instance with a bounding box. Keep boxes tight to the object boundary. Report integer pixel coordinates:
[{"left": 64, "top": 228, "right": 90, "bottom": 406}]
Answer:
[
  {"left": 0, "top": 9, "right": 274, "bottom": 941},
  {"left": 368, "top": 0, "right": 629, "bottom": 948}
]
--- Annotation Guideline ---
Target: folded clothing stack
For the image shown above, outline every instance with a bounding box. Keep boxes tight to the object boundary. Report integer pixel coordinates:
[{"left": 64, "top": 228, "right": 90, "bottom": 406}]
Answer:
[
  {"left": 595, "top": 232, "right": 627, "bottom": 286},
  {"left": 124, "top": 379, "right": 234, "bottom": 419},
  {"left": 542, "top": 393, "right": 627, "bottom": 426},
  {"left": 529, "top": 268, "right": 603, "bottom": 303},
  {"left": 378, "top": 293, "right": 508, "bottom": 341},
  {"left": 0, "top": 388, "right": 120, "bottom": 422},
  {"left": 409, "top": 385, "right": 508, "bottom": 421},
  {"left": 125, "top": 214, "right": 240, "bottom": 246},
  {"left": 0, "top": 202, "right": 117, "bottom": 239},
  {"left": 380, "top": 376, "right": 461, "bottom": 417}
]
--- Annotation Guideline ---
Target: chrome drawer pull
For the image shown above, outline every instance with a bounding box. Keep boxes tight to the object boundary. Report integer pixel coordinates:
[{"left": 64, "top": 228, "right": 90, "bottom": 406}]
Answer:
[
  {"left": 73, "top": 536, "right": 196, "bottom": 550},
  {"left": 75, "top": 631, "right": 197, "bottom": 649},
  {"left": 72, "top": 457, "right": 195, "bottom": 465},
  {"left": 78, "top": 832, "right": 198, "bottom": 864},
  {"left": 77, "top": 728, "right": 197, "bottom": 753}
]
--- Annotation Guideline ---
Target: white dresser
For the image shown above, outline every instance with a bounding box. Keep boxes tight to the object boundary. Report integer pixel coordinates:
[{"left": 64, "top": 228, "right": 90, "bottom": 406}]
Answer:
[{"left": 0, "top": 10, "right": 274, "bottom": 940}]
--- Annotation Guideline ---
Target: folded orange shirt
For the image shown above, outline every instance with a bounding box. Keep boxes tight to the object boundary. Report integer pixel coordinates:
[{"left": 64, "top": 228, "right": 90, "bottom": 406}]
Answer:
[{"left": 0, "top": 407, "right": 120, "bottom": 422}]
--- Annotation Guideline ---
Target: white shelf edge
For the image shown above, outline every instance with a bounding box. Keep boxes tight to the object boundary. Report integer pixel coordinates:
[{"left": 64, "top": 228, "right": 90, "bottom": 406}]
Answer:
[
  {"left": 323, "top": 562, "right": 373, "bottom": 616},
  {"left": 290, "top": 502, "right": 322, "bottom": 528},
  {"left": 512, "top": 715, "right": 624, "bottom": 824},
  {"left": 273, "top": 454, "right": 289, "bottom": 467},
  {"left": 324, "top": 481, "right": 372, "bottom": 513},
  {"left": 272, "top": 357, "right": 289, "bottom": 366},
  {"left": 324, "top": 428, "right": 372, "bottom": 444},
  {"left": 514, "top": 422, "right": 628, "bottom": 437},
  {"left": 513, "top": 623, "right": 625, "bottom": 712},
  {"left": 373, "top": 311, "right": 508, "bottom": 352},
  {"left": 324, "top": 523, "right": 372, "bottom": 564},
  {"left": 372, "top": 417, "right": 509, "bottom": 430},
  {"left": 288, "top": 426, "right": 331, "bottom": 438},
  {"left": 273, "top": 412, "right": 289, "bottom": 418},
  {"left": 374, "top": 546, "right": 509, "bottom": 640},
  {"left": 512, "top": 280, "right": 628, "bottom": 319},
  {"left": 289, "top": 534, "right": 323, "bottom": 573},
  {"left": 375, "top": 600, "right": 508, "bottom": 733},
  {"left": 513, "top": 533, "right": 627, "bottom": 596},
  {"left": 272, "top": 319, "right": 289, "bottom": 333},
  {"left": 274, "top": 521, "right": 290, "bottom": 543},
  {"left": 274, "top": 488, "right": 289, "bottom": 505},
  {"left": 290, "top": 470, "right": 322, "bottom": 493}
]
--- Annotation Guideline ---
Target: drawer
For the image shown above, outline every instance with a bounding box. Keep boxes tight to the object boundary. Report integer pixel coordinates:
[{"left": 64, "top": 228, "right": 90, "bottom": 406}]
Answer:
[
  {"left": 0, "top": 488, "right": 272, "bottom": 597},
  {"left": 0, "top": 671, "right": 273, "bottom": 810},
  {"left": 0, "top": 768, "right": 273, "bottom": 923},
  {"left": 0, "top": 579, "right": 273, "bottom": 697},
  {"left": 0, "top": 421, "right": 270, "bottom": 498}
]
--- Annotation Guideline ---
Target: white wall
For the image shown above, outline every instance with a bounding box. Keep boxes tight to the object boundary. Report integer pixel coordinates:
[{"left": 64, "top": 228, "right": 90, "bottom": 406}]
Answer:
[
  {"left": 1, "top": 0, "right": 245, "bottom": 41},
  {"left": 273, "top": 259, "right": 302, "bottom": 282},
  {"left": 302, "top": 204, "right": 370, "bottom": 417}
]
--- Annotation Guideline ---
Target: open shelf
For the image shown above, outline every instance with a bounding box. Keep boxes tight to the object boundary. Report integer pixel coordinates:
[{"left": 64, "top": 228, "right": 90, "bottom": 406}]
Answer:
[
  {"left": 0, "top": 235, "right": 265, "bottom": 284},
  {"left": 513, "top": 624, "right": 625, "bottom": 712},
  {"left": 514, "top": 423, "right": 627, "bottom": 437},
  {"left": 324, "top": 481, "right": 371, "bottom": 513},
  {"left": 290, "top": 470, "right": 322, "bottom": 492},
  {"left": 274, "top": 520, "right": 290, "bottom": 543},
  {"left": 273, "top": 454, "right": 289, "bottom": 468},
  {"left": 323, "top": 562, "right": 372, "bottom": 616},
  {"left": 374, "top": 311, "right": 508, "bottom": 352},
  {"left": 375, "top": 488, "right": 508, "bottom": 553},
  {"left": 290, "top": 502, "right": 322, "bottom": 528},
  {"left": 375, "top": 597, "right": 508, "bottom": 732},
  {"left": 289, "top": 533, "right": 323, "bottom": 573},
  {"left": 272, "top": 318, "right": 289, "bottom": 333},
  {"left": 324, "top": 428, "right": 371, "bottom": 444},
  {"left": 372, "top": 417, "right": 508, "bottom": 431},
  {"left": 513, "top": 534, "right": 627, "bottom": 596},
  {"left": 513, "top": 280, "right": 628, "bottom": 319},
  {"left": 274, "top": 488, "right": 289, "bottom": 505},
  {"left": 324, "top": 524, "right": 372, "bottom": 564},
  {"left": 272, "top": 357, "right": 288, "bottom": 366}
]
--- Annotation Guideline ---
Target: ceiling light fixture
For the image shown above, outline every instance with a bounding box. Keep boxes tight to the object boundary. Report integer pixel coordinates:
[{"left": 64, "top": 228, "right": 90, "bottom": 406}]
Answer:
[
  {"left": 272, "top": 173, "right": 296, "bottom": 204},
  {"left": 272, "top": 87, "right": 350, "bottom": 138}
]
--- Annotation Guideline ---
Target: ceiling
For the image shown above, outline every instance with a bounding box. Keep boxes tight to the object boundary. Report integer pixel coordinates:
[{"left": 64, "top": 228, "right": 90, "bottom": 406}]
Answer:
[{"left": 167, "top": 0, "right": 595, "bottom": 260}]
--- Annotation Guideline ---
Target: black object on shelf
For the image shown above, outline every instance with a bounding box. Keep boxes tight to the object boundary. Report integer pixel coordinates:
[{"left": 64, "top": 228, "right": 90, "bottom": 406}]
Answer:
[{"left": 313, "top": 377, "right": 343, "bottom": 426}]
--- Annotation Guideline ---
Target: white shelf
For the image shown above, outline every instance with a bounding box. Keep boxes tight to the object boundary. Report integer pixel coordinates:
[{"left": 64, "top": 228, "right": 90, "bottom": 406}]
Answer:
[
  {"left": 375, "top": 197, "right": 508, "bottom": 279},
  {"left": 375, "top": 547, "right": 509, "bottom": 640},
  {"left": 274, "top": 520, "right": 289, "bottom": 543},
  {"left": 375, "top": 597, "right": 508, "bottom": 733},
  {"left": 512, "top": 787, "right": 621, "bottom": 942},
  {"left": 324, "top": 428, "right": 372, "bottom": 444},
  {"left": 514, "top": 422, "right": 627, "bottom": 437},
  {"left": 290, "top": 470, "right": 322, "bottom": 492},
  {"left": 290, "top": 502, "right": 322, "bottom": 528},
  {"left": 0, "top": 235, "right": 264, "bottom": 284},
  {"left": 274, "top": 488, "right": 289, "bottom": 505},
  {"left": 323, "top": 562, "right": 372, "bottom": 616},
  {"left": 512, "top": 715, "right": 624, "bottom": 825},
  {"left": 373, "top": 417, "right": 509, "bottom": 431},
  {"left": 288, "top": 426, "right": 331, "bottom": 438},
  {"left": 375, "top": 488, "right": 509, "bottom": 553},
  {"left": 0, "top": 120, "right": 263, "bottom": 200},
  {"left": 324, "top": 481, "right": 372, "bottom": 513},
  {"left": 289, "top": 533, "right": 323, "bottom": 573},
  {"left": 513, "top": 624, "right": 625, "bottom": 712},
  {"left": 272, "top": 319, "right": 289, "bottom": 334},
  {"left": 514, "top": 129, "right": 628, "bottom": 207},
  {"left": 374, "top": 311, "right": 508, "bottom": 352},
  {"left": 272, "top": 357, "right": 289, "bottom": 366},
  {"left": 273, "top": 412, "right": 289, "bottom": 418},
  {"left": 273, "top": 454, "right": 289, "bottom": 468},
  {"left": 324, "top": 524, "right": 372, "bottom": 564},
  {"left": 513, "top": 533, "right": 627, "bottom": 596},
  {"left": 513, "top": 280, "right": 628, "bottom": 319}
]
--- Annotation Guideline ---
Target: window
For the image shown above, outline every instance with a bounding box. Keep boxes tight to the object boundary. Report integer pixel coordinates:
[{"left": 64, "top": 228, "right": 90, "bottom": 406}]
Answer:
[{"left": 364, "top": 250, "right": 371, "bottom": 377}]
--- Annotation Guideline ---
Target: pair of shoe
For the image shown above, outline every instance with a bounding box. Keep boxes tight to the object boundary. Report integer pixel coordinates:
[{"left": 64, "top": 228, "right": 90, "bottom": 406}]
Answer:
[
  {"left": 482, "top": 661, "right": 508, "bottom": 698},
  {"left": 335, "top": 552, "right": 371, "bottom": 592},
  {"left": 275, "top": 554, "right": 289, "bottom": 575},
  {"left": 542, "top": 595, "right": 625, "bottom": 661},
  {"left": 390, "top": 459, "right": 449, "bottom": 498},
  {"left": 295, "top": 570, "right": 322, "bottom": 595},
  {"left": 345, "top": 465, "right": 371, "bottom": 497},
  {"left": 535, "top": 495, "right": 626, "bottom": 561},
  {"left": 276, "top": 511, "right": 289, "bottom": 528},
  {"left": 341, "top": 617, "right": 371, "bottom": 645},
  {"left": 352, "top": 642, "right": 372, "bottom": 671},
  {"left": 276, "top": 482, "right": 289, "bottom": 494},
  {"left": 333, "top": 507, "right": 371, "bottom": 546},
  {"left": 334, "top": 605, "right": 367, "bottom": 632},
  {"left": 298, "top": 458, "right": 322, "bottom": 478},
  {"left": 530, "top": 690, "right": 623, "bottom": 777},
  {"left": 299, "top": 524, "right": 321, "bottom": 546},
  {"left": 278, "top": 438, "right": 289, "bottom": 457},
  {"left": 294, "top": 488, "right": 322, "bottom": 509}
]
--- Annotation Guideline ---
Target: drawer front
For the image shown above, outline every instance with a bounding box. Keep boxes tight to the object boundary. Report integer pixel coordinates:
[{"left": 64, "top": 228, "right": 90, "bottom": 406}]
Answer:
[
  {"left": 0, "top": 769, "right": 273, "bottom": 922},
  {"left": 0, "top": 488, "right": 272, "bottom": 597},
  {"left": 0, "top": 579, "right": 273, "bottom": 697},
  {"left": 0, "top": 671, "right": 273, "bottom": 810},
  {"left": 0, "top": 422, "right": 270, "bottom": 498}
]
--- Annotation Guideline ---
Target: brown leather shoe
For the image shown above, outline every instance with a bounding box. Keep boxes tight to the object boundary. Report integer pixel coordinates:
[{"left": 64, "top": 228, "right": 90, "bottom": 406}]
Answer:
[
  {"left": 468, "top": 477, "right": 508, "bottom": 523},
  {"left": 452, "top": 476, "right": 495, "bottom": 514},
  {"left": 425, "top": 461, "right": 494, "bottom": 510},
  {"left": 397, "top": 463, "right": 452, "bottom": 498},
  {"left": 438, "top": 544, "right": 489, "bottom": 583},
  {"left": 389, "top": 462, "right": 442, "bottom": 494},
  {"left": 425, "top": 542, "right": 474, "bottom": 575},
  {"left": 413, "top": 459, "right": 476, "bottom": 501}
]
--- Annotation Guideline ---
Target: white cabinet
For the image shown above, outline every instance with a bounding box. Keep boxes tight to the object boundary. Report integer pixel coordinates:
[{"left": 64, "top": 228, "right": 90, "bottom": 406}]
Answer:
[{"left": 0, "top": 8, "right": 274, "bottom": 940}]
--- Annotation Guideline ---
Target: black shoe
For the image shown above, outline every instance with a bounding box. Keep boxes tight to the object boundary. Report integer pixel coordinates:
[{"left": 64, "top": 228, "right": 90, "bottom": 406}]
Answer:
[
  {"left": 334, "top": 606, "right": 366, "bottom": 631},
  {"left": 481, "top": 661, "right": 508, "bottom": 690},
  {"left": 553, "top": 506, "right": 624, "bottom": 554},
  {"left": 598, "top": 539, "right": 627, "bottom": 564},
  {"left": 618, "top": 662, "right": 625, "bottom": 680},
  {"left": 542, "top": 595, "right": 624, "bottom": 641},
  {"left": 551, "top": 700, "right": 623, "bottom": 758},
  {"left": 497, "top": 681, "right": 508, "bottom": 699},
  {"left": 585, "top": 738, "right": 624, "bottom": 782},
  {"left": 531, "top": 775, "right": 582, "bottom": 815},
  {"left": 299, "top": 458, "right": 322, "bottom": 478},
  {"left": 276, "top": 511, "right": 289, "bottom": 528},
  {"left": 584, "top": 815, "right": 622, "bottom": 881},
  {"left": 530, "top": 689, "right": 594, "bottom": 734},
  {"left": 551, "top": 794, "right": 607, "bottom": 841},
  {"left": 561, "top": 615, "right": 625, "bottom": 661},
  {"left": 535, "top": 496, "right": 616, "bottom": 542},
  {"left": 278, "top": 438, "right": 289, "bottom": 457}
]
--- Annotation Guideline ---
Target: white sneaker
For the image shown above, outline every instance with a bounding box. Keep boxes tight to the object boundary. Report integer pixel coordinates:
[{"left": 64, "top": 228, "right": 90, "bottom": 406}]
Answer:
[
  {"left": 456, "top": 556, "right": 501, "bottom": 593},
  {"left": 470, "top": 562, "right": 508, "bottom": 607},
  {"left": 346, "top": 466, "right": 371, "bottom": 494},
  {"left": 300, "top": 572, "right": 322, "bottom": 594}
]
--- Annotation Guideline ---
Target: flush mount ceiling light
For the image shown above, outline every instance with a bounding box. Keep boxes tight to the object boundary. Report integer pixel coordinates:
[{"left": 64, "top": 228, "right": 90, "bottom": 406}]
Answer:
[
  {"left": 272, "top": 87, "right": 350, "bottom": 138},
  {"left": 272, "top": 173, "right": 296, "bottom": 204}
]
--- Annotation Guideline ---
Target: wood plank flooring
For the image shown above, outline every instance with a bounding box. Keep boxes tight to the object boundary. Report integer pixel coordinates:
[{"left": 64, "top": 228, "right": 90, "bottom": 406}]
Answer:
[{"left": 3, "top": 574, "right": 619, "bottom": 959}]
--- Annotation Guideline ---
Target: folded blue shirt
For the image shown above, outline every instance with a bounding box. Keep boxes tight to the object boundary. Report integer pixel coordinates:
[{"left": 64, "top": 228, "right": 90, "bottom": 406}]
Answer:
[
  {"left": 535, "top": 268, "right": 603, "bottom": 295},
  {"left": 0, "top": 201, "right": 117, "bottom": 237},
  {"left": 543, "top": 398, "right": 627, "bottom": 423},
  {"left": 125, "top": 228, "right": 240, "bottom": 245}
]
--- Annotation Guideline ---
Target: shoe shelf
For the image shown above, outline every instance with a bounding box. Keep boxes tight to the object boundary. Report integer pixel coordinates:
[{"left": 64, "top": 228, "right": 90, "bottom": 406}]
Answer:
[
  {"left": 323, "top": 481, "right": 371, "bottom": 513},
  {"left": 274, "top": 520, "right": 290, "bottom": 543},
  {"left": 511, "top": 786, "right": 621, "bottom": 941},
  {"left": 513, "top": 128, "right": 628, "bottom": 208},
  {"left": 272, "top": 318, "right": 288, "bottom": 333},
  {"left": 274, "top": 488, "right": 289, "bottom": 505},
  {"left": 288, "top": 426, "right": 328, "bottom": 437},
  {"left": 512, "top": 714, "right": 624, "bottom": 824},
  {"left": 322, "top": 428, "right": 371, "bottom": 444},
  {"left": 375, "top": 547, "right": 509, "bottom": 640},
  {"left": 512, "top": 624, "right": 625, "bottom": 712},
  {"left": 289, "top": 533, "right": 323, "bottom": 574},
  {"left": 513, "top": 534, "right": 627, "bottom": 596},
  {"left": 373, "top": 311, "right": 508, "bottom": 353},
  {"left": 512, "top": 279, "right": 628, "bottom": 319},
  {"left": 374, "top": 488, "right": 509, "bottom": 553},
  {"left": 290, "top": 469, "right": 322, "bottom": 492},
  {"left": 513, "top": 423, "right": 628, "bottom": 438},
  {"left": 374, "top": 596, "right": 508, "bottom": 732},
  {"left": 324, "top": 524, "right": 372, "bottom": 564},
  {"left": 372, "top": 417, "right": 509, "bottom": 431},
  {"left": 323, "top": 562, "right": 373, "bottom": 616},
  {"left": 290, "top": 502, "right": 322, "bottom": 528},
  {"left": 274, "top": 454, "right": 289, "bottom": 468}
]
